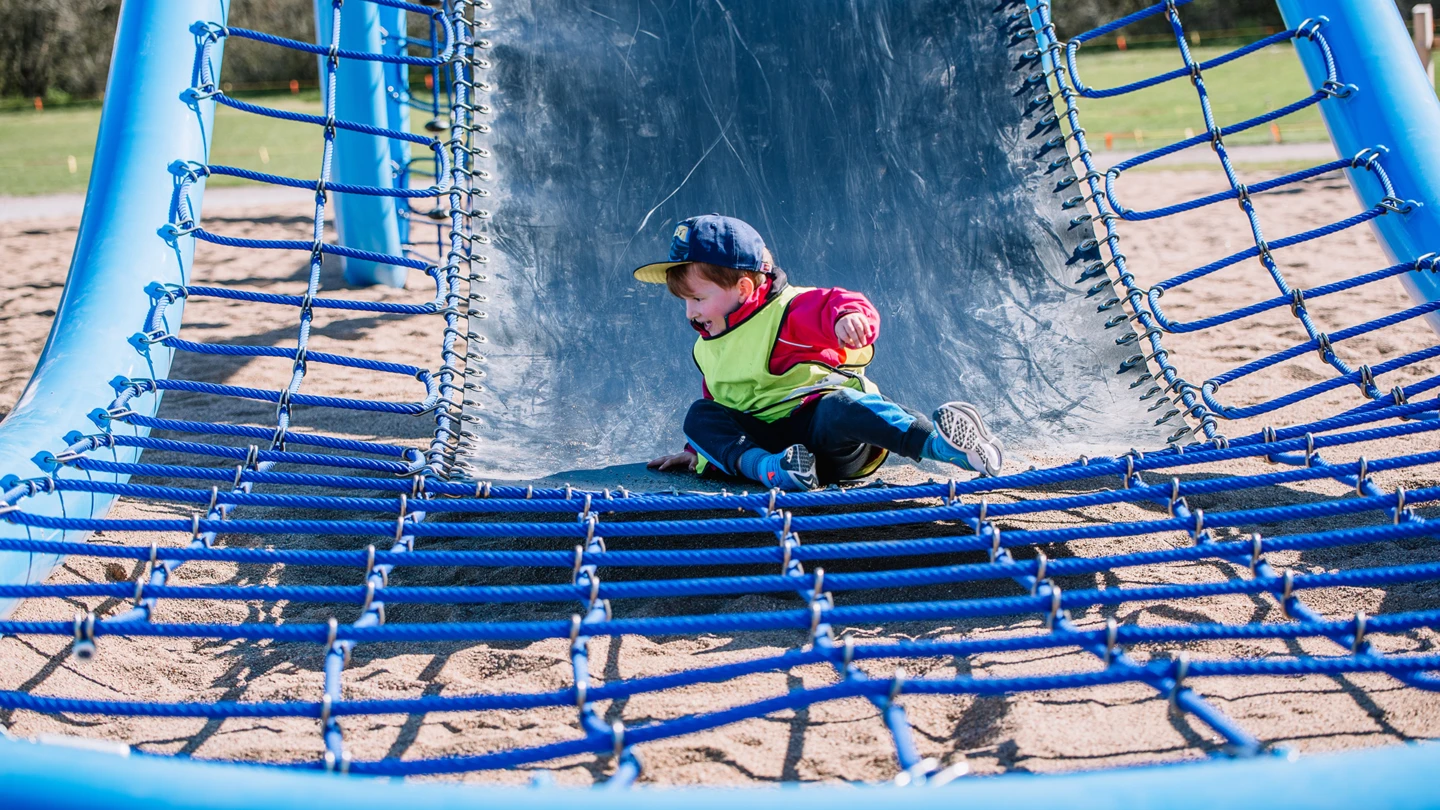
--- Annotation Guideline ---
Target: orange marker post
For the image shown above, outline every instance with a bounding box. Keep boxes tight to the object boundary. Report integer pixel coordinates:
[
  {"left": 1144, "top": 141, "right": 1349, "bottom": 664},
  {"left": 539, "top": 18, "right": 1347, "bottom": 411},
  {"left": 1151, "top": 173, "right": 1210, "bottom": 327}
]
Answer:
[
  {"left": 33, "top": 97, "right": 43, "bottom": 112},
  {"left": 290, "top": 79, "right": 300, "bottom": 93},
  {"left": 1271, "top": 122, "right": 1282, "bottom": 143},
  {"left": 1104, "top": 132, "right": 1114, "bottom": 150},
  {"left": 1116, "top": 35, "right": 1127, "bottom": 51}
]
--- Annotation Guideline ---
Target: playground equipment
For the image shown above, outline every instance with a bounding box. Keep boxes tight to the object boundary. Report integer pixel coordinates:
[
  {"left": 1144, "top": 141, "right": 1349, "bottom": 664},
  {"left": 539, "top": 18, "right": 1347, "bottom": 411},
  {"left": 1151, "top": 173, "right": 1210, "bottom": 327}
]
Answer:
[{"left": 0, "top": 0, "right": 1437, "bottom": 804}]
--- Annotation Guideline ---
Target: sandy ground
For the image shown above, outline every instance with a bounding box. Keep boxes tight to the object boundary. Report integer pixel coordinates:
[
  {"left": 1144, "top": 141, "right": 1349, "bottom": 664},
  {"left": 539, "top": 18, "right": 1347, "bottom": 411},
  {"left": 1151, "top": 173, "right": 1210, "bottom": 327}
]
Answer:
[{"left": 0, "top": 169, "right": 1437, "bottom": 787}]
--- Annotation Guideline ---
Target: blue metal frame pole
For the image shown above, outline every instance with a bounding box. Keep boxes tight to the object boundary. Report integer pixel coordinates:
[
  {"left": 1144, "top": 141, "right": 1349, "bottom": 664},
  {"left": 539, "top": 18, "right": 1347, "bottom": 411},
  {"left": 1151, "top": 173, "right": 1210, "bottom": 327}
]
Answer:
[
  {"left": 313, "top": 0, "right": 408, "bottom": 288},
  {"left": 379, "top": 2, "right": 412, "bottom": 247},
  {"left": 0, "top": 0, "right": 228, "bottom": 617},
  {"left": 1277, "top": 0, "right": 1440, "bottom": 334}
]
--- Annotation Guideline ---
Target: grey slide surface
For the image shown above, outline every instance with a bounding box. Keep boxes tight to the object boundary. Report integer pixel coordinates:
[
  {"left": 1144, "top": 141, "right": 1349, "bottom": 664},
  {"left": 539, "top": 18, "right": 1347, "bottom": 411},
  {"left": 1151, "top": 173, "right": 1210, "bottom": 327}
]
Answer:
[{"left": 459, "top": 0, "right": 1169, "bottom": 481}]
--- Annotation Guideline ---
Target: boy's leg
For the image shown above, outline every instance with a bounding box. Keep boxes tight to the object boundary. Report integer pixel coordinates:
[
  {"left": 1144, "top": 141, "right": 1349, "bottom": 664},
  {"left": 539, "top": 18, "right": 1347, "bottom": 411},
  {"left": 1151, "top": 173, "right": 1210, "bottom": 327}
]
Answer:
[
  {"left": 797, "top": 389, "right": 934, "bottom": 481},
  {"left": 683, "top": 400, "right": 819, "bottom": 490},
  {"left": 682, "top": 399, "right": 788, "bottom": 477}
]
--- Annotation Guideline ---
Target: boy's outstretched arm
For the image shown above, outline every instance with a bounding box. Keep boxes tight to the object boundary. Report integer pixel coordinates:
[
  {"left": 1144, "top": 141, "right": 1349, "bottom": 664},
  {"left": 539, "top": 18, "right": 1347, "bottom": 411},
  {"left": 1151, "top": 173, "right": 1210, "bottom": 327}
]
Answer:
[{"left": 785, "top": 287, "right": 880, "bottom": 350}]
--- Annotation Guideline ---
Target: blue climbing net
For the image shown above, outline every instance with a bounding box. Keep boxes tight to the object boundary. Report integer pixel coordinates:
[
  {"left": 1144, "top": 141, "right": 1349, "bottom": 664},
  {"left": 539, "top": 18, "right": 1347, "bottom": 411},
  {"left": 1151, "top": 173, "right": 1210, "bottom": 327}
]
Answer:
[{"left": 0, "top": 0, "right": 1437, "bottom": 787}]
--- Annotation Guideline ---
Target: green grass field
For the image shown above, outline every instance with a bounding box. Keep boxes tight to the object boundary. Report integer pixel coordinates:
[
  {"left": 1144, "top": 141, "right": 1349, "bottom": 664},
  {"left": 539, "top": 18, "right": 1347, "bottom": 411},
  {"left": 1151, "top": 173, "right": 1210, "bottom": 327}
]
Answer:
[
  {"left": 0, "top": 43, "right": 1435, "bottom": 196},
  {"left": 1069, "top": 43, "right": 1331, "bottom": 149},
  {"left": 0, "top": 90, "right": 441, "bottom": 197}
]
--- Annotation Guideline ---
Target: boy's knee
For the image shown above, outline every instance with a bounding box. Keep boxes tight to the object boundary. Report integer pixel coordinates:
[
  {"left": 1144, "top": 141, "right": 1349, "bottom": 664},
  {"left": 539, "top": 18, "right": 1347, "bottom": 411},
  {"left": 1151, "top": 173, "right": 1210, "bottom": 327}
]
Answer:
[
  {"left": 814, "top": 388, "right": 881, "bottom": 419},
  {"left": 683, "top": 398, "right": 727, "bottom": 432}
]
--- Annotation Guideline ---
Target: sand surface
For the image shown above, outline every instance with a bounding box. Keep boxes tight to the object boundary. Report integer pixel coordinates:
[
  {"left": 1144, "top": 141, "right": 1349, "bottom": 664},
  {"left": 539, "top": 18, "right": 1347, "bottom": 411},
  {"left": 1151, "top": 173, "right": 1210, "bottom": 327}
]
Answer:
[{"left": 0, "top": 169, "right": 1437, "bottom": 786}]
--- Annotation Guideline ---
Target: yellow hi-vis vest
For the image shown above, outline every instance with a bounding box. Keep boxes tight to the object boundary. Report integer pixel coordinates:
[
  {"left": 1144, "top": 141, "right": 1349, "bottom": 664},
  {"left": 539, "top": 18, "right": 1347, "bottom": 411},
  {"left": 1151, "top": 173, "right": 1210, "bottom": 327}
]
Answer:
[{"left": 693, "top": 284, "right": 879, "bottom": 424}]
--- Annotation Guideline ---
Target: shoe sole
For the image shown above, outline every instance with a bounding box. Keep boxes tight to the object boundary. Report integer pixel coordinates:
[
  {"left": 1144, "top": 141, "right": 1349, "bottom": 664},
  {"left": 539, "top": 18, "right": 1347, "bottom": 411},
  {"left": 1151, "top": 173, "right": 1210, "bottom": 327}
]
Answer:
[
  {"left": 781, "top": 444, "right": 819, "bottom": 491},
  {"left": 934, "top": 402, "right": 1005, "bottom": 477}
]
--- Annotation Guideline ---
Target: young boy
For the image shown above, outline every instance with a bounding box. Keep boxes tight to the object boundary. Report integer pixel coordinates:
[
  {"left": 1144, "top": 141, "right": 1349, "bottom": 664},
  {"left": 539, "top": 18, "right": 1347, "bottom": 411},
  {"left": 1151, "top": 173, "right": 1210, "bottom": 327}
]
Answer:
[{"left": 637, "top": 214, "right": 1004, "bottom": 491}]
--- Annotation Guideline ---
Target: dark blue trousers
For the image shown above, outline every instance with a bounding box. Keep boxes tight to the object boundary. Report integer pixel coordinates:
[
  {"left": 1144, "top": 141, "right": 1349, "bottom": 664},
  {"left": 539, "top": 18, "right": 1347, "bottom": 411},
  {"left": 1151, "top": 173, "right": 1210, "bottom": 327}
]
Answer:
[{"left": 683, "top": 388, "right": 934, "bottom": 484}]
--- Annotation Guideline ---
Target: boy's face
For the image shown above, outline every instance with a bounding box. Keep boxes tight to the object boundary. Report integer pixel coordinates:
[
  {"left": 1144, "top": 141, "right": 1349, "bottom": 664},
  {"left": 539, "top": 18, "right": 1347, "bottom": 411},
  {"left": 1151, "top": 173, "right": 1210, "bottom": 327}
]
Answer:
[{"left": 682, "top": 268, "right": 753, "bottom": 337}]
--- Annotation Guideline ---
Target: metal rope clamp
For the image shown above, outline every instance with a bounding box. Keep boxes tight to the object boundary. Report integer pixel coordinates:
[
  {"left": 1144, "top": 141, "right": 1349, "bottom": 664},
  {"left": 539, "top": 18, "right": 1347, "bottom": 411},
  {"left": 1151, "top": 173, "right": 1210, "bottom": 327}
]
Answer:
[
  {"left": 1167, "top": 477, "right": 1185, "bottom": 517},
  {"left": 1045, "top": 585, "right": 1063, "bottom": 630},
  {"left": 1279, "top": 570, "right": 1295, "bottom": 618},
  {"left": 394, "top": 494, "right": 410, "bottom": 544},
  {"left": 888, "top": 668, "right": 906, "bottom": 704},
  {"left": 71, "top": 610, "right": 97, "bottom": 661},
  {"left": 1029, "top": 551, "right": 1048, "bottom": 596},
  {"left": 1261, "top": 426, "right": 1279, "bottom": 464},
  {"left": 1168, "top": 652, "right": 1190, "bottom": 715},
  {"left": 778, "top": 522, "right": 798, "bottom": 573},
  {"left": 1188, "top": 509, "right": 1206, "bottom": 544},
  {"left": 568, "top": 614, "right": 583, "bottom": 651},
  {"left": 806, "top": 601, "right": 827, "bottom": 645},
  {"left": 1343, "top": 610, "right": 1370, "bottom": 656}
]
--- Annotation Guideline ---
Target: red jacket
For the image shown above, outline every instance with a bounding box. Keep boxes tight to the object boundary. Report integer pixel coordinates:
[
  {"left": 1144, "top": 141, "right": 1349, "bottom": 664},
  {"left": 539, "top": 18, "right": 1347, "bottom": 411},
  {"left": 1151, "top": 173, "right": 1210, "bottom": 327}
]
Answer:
[{"left": 691, "top": 268, "right": 881, "bottom": 400}]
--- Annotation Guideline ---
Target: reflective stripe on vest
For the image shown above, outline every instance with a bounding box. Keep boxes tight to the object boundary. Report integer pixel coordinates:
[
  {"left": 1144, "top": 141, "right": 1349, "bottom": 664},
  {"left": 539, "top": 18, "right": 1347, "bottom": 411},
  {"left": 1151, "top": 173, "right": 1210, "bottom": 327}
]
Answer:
[{"left": 693, "top": 284, "right": 879, "bottom": 423}]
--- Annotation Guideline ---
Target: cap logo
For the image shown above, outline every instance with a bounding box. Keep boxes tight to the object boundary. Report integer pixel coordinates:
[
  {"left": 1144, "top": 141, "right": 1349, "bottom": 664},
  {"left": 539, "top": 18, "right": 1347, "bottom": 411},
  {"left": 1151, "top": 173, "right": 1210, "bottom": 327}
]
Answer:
[{"left": 674, "top": 224, "right": 689, "bottom": 241}]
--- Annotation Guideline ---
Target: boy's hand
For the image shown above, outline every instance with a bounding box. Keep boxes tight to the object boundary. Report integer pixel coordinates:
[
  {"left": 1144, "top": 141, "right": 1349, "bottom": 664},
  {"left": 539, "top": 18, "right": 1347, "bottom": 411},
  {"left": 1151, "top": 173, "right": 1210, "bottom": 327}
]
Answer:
[
  {"left": 834, "top": 312, "right": 872, "bottom": 349},
  {"left": 648, "top": 450, "right": 698, "bottom": 473}
]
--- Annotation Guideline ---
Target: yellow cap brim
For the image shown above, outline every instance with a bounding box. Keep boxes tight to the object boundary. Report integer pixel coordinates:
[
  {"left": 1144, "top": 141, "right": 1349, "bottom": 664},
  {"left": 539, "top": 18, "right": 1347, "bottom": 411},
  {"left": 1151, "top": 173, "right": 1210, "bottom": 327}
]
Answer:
[{"left": 633, "top": 261, "right": 687, "bottom": 284}]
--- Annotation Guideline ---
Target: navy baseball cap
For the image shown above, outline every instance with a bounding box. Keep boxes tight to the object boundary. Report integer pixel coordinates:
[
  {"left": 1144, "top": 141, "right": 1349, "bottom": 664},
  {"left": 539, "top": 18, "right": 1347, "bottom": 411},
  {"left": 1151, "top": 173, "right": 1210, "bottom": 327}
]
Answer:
[{"left": 633, "top": 214, "right": 768, "bottom": 284}]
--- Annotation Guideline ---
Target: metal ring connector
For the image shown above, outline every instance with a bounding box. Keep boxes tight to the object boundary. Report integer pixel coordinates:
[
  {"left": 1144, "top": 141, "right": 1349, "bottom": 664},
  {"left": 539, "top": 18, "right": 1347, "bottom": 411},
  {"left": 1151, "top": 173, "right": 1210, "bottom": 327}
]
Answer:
[
  {"left": 71, "top": 611, "right": 97, "bottom": 661},
  {"left": 889, "top": 668, "right": 906, "bottom": 702},
  {"left": 1169, "top": 652, "right": 1189, "bottom": 713},
  {"left": 1351, "top": 611, "right": 1368, "bottom": 654},
  {"left": 807, "top": 601, "right": 824, "bottom": 643},
  {"left": 1103, "top": 618, "right": 1119, "bottom": 666},
  {"left": 611, "top": 721, "right": 626, "bottom": 759},
  {"left": 1030, "top": 551, "right": 1048, "bottom": 595}
]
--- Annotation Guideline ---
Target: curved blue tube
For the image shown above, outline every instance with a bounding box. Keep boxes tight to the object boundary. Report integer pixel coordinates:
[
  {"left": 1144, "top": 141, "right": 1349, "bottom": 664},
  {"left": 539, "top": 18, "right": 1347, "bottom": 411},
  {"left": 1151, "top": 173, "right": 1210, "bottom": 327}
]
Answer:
[
  {"left": 313, "top": 0, "right": 408, "bottom": 287},
  {"left": 2, "top": 734, "right": 1437, "bottom": 809},
  {"left": 1277, "top": 0, "right": 1440, "bottom": 334},
  {"left": 0, "top": 0, "right": 228, "bottom": 618}
]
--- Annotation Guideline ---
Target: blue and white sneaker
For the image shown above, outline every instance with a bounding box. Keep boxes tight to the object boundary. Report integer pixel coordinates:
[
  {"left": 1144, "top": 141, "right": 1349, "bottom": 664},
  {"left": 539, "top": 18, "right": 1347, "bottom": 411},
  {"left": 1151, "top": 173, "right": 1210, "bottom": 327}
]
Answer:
[
  {"left": 758, "top": 444, "right": 819, "bottom": 492},
  {"left": 927, "top": 402, "right": 1005, "bottom": 477}
]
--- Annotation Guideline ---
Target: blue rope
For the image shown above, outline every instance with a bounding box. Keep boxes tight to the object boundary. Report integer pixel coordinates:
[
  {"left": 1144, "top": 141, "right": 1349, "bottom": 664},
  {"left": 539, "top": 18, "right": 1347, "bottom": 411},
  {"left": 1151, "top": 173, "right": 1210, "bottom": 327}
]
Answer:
[
  {"left": 190, "top": 227, "right": 432, "bottom": 271},
  {"left": 206, "top": 164, "right": 446, "bottom": 199},
  {"left": 211, "top": 94, "right": 436, "bottom": 145},
  {"left": 184, "top": 285, "right": 439, "bottom": 315}
]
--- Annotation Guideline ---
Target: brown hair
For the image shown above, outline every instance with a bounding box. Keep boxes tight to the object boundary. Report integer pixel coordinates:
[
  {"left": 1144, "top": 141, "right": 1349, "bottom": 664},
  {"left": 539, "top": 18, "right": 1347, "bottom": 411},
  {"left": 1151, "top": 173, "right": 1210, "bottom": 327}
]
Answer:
[{"left": 664, "top": 248, "right": 775, "bottom": 298}]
